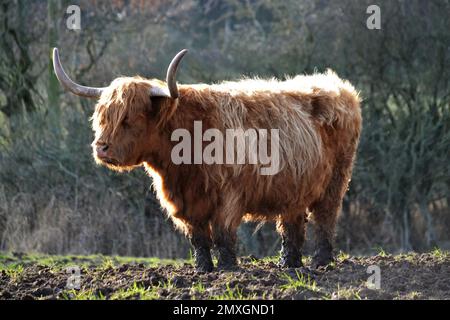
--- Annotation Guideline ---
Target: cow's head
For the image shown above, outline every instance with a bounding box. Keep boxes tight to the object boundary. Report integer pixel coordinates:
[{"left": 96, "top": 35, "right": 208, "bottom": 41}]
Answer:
[{"left": 52, "top": 48, "right": 187, "bottom": 171}]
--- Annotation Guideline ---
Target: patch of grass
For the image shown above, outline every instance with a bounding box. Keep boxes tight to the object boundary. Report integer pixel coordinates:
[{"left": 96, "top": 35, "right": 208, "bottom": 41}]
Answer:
[
  {"left": 100, "top": 258, "right": 115, "bottom": 270},
  {"left": 162, "top": 278, "right": 175, "bottom": 290},
  {"left": 0, "top": 252, "right": 15, "bottom": 261},
  {"left": 331, "top": 284, "right": 362, "bottom": 300},
  {"left": 337, "top": 251, "right": 350, "bottom": 261},
  {"left": 431, "top": 247, "right": 448, "bottom": 260},
  {"left": 281, "top": 270, "right": 319, "bottom": 292},
  {"left": 392, "top": 252, "right": 418, "bottom": 263},
  {"left": 328, "top": 261, "right": 336, "bottom": 268},
  {"left": 404, "top": 291, "right": 422, "bottom": 299},
  {"left": 65, "top": 281, "right": 163, "bottom": 300},
  {"left": 321, "top": 292, "right": 332, "bottom": 300},
  {"left": 113, "top": 255, "right": 186, "bottom": 267},
  {"left": 211, "top": 284, "right": 257, "bottom": 300},
  {"left": 191, "top": 281, "right": 206, "bottom": 295},
  {"left": 375, "top": 247, "right": 388, "bottom": 257},
  {"left": 0, "top": 251, "right": 185, "bottom": 271},
  {"left": 303, "top": 256, "right": 312, "bottom": 265},
  {"left": 62, "top": 289, "right": 105, "bottom": 300},
  {"left": 110, "top": 282, "right": 159, "bottom": 300},
  {"left": 4, "top": 264, "right": 24, "bottom": 281}
]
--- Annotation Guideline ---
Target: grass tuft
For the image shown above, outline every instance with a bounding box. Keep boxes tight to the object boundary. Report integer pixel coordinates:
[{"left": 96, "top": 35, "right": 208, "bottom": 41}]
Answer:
[{"left": 281, "top": 270, "right": 319, "bottom": 292}]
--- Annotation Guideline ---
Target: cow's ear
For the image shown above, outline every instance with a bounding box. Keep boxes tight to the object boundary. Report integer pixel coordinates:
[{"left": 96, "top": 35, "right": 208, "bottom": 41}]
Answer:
[
  {"left": 148, "top": 96, "right": 165, "bottom": 117},
  {"left": 148, "top": 96, "right": 178, "bottom": 125},
  {"left": 148, "top": 96, "right": 177, "bottom": 121}
]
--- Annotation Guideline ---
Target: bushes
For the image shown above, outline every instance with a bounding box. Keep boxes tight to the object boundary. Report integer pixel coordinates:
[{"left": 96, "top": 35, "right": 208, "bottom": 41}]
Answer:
[
  {"left": 0, "top": 0, "right": 449, "bottom": 257},
  {"left": 0, "top": 108, "right": 189, "bottom": 257}
]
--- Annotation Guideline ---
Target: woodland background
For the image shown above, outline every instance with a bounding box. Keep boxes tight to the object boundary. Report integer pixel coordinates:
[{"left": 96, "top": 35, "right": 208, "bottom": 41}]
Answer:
[{"left": 0, "top": 0, "right": 449, "bottom": 258}]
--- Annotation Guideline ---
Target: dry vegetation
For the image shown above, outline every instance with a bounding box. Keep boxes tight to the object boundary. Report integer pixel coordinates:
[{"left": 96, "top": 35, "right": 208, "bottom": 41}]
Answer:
[{"left": 0, "top": 0, "right": 449, "bottom": 259}]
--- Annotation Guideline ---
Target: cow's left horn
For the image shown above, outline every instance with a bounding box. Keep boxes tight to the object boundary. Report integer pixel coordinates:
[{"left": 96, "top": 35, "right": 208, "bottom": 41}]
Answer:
[
  {"left": 166, "top": 49, "right": 188, "bottom": 99},
  {"left": 52, "top": 48, "right": 105, "bottom": 98},
  {"left": 150, "top": 49, "right": 188, "bottom": 99}
]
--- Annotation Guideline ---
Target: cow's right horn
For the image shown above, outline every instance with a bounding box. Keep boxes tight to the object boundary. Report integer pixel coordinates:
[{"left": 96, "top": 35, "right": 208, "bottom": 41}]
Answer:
[
  {"left": 52, "top": 48, "right": 105, "bottom": 98},
  {"left": 150, "top": 49, "right": 188, "bottom": 99},
  {"left": 166, "top": 49, "right": 188, "bottom": 99}
]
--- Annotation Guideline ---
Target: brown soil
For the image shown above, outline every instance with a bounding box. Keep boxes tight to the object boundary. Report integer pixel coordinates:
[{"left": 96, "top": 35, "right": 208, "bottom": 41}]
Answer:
[{"left": 0, "top": 253, "right": 449, "bottom": 300}]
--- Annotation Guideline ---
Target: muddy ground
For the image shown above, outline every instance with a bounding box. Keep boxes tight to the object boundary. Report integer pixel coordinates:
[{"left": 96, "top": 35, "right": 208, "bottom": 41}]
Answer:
[{"left": 0, "top": 251, "right": 449, "bottom": 300}]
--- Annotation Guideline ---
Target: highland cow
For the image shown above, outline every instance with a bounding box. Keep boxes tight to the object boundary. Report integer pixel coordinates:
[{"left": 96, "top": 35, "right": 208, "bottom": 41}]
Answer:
[{"left": 53, "top": 48, "right": 361, "bottom": 272}]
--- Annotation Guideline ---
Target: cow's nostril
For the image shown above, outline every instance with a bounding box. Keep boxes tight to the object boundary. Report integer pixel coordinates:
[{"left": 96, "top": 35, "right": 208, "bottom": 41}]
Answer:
[{"left": 96, "top": 142, "right": 109, "bottom": 154}]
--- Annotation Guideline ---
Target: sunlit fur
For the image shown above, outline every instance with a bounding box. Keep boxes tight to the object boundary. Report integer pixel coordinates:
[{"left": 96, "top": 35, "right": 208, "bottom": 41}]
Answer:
[{"left": 91, "top": 70, "right": 362, "bottom": 254}]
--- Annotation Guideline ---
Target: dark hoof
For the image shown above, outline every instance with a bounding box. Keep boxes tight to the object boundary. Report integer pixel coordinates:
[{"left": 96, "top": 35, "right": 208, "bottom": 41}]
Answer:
[
  {"left": 195, "top": 262, "right": 214, "bottom": 273},
  {"left": 194, "top": 246, "right": 213, "bottom": 272},
  {"left": 215, "top": 249, "right": 237, "bottom": 271},
  {"left": 311, "top": 254, "right": 334, "bottom": 269},
  {"left": 278, "top": 256, "right": 303, "bottom": 268},
  {"left": 217, "top": 261, "right": 238, "bottom": 271}
]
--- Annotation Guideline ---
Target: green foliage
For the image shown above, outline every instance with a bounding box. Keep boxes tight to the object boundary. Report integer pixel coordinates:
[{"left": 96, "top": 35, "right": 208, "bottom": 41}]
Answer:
[
  {"left": 376, "top": 247, "right": 388, "bottom": 258},
  {"left": 336, "top": 252, "right": 350, "bottom": 262},
  {"left": 191, "top": 281, "right": 206, "bottom": 295},
  {"left": 109, "top": 282, "right": 160, "bottom": 300},
  {"left": 431, "top": 247, "right": 448, "bottom": 260},
  {"left": 3, "top": 264, "right": 24, "bottom": 282},
  {"left": 211, "top": 283, "right": 257, "bottom": 300},
  {"left": 0, "top": 252, "right": 185, "bottom": 271},
  {"left": 331, "top": 284, "right": 363, "bottom": 300},
  {"left": 62, "top": 289, "right": 105, "bottom": 300},
  {"left": 281, "top": 271, "right": 319, "bottom": 292}
]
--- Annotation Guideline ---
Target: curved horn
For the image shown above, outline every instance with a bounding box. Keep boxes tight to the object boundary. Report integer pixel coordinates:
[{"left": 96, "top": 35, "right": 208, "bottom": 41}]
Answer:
[
  {"left": 166, "top": 49, "right": 188, "bottom": 99},
  {"left": 149, "top": 86, "right": 171, "bottom": 97},
  {"left": 52, "top": 48, "right": 105, "bottom": 98}
]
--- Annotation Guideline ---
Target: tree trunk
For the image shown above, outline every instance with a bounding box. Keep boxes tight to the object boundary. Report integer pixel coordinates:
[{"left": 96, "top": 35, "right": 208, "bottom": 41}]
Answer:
[
  {"left": 419, "top": 199, "right": 437, "bottom": 249},
  {"left": 402, "top": 208, "right": 412, "bottom": 251},
  {"left": 47, "top": 0, "right": 61, "bottom": 135}
]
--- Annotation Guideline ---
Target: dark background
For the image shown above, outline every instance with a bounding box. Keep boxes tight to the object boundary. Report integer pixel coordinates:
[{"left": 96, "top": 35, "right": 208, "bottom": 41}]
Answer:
[{"left": 0, "top": 0, "right": 449, "bottom": 258}]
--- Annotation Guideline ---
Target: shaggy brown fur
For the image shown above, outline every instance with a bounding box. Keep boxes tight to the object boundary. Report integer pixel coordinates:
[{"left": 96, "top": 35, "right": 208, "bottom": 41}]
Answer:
[{"left": 90, "top": 70, "right": 361, "bottom": 271}]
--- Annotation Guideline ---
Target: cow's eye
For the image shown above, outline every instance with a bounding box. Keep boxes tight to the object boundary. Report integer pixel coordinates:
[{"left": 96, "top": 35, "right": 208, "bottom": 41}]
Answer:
[{"left": 122, "top": 117, "right": 130, "bottom": 128}]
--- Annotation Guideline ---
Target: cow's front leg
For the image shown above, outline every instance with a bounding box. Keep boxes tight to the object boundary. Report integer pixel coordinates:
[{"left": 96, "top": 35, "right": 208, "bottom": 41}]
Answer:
[
  {"left": 211, "top": 222, "right": 238, "bottom": 270},
  {"left": 189, "top": 225, "right": 213, "bottom": 272},
  {"left": 277, "top": 213, "right": 306, "bottom": 268}
]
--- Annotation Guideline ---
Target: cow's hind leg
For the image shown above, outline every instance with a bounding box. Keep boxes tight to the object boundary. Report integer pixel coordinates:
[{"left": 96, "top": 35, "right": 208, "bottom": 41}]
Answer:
[
  {"left": 189, "top": 223, "right": 214, "bottom": 272},
  {"left": 310, "top": 152, "right": 355, "bottom": 268},
  {"left": 211, "top": 219, "right": 238, "bottom": 270},
  {"left": 211, "top": 191, "right": 243, "bottom": 270},
  {"left": 277, "top": 212, "right": 307, "bottom": 268}
]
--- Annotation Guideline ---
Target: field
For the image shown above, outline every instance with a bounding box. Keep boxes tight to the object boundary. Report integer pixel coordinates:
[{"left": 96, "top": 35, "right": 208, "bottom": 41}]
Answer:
[{"left": 0, "top": 250, "right": 449, "bottom": 300}]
